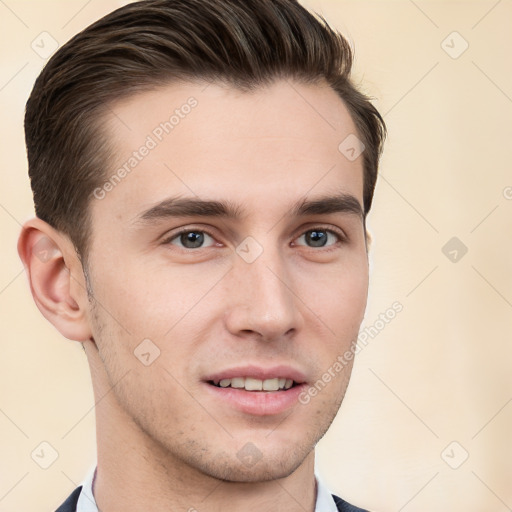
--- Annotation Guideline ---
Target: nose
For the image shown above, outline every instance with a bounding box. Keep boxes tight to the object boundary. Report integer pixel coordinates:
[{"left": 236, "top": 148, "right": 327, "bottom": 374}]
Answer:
[{"left": 223, "top": 247, "right": 303, "bottom": 342}]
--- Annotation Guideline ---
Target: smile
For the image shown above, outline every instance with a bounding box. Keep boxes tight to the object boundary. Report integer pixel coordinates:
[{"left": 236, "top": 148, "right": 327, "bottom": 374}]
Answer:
[{"left": 208, "top": 377, "right": 296, "bottom": 391}]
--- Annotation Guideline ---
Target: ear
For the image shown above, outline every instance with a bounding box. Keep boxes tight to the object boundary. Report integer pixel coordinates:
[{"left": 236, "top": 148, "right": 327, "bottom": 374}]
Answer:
[
  {"left": 17, "top": 217, "right": 92, "bottom": 342},
  {"left": 365, "top": 228, "right": 372, "bottom": 253}
]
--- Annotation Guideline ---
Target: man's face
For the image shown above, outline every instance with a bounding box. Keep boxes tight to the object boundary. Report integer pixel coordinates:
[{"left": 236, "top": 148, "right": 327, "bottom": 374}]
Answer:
[{"left": 84, "top": 79, "right": 368, "bottom": 481}]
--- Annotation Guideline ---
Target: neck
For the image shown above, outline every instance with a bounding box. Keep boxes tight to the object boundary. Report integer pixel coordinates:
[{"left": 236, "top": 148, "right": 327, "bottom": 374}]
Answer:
[{"left": 86, "top": 341, "right": 318, "bottom": 512}]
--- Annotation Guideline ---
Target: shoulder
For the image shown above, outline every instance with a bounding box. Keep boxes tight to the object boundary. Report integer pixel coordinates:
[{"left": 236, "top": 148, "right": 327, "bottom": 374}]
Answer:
[
  {"left": 55, "top": 486, "right": 82, "bottom": 512},
  {"left": 332, "top": 493, "right": 370, "bottom": 512}
]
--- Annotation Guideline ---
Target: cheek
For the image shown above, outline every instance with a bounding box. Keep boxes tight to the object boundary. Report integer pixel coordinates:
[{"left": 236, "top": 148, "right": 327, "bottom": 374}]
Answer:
[
  {"left": 88, "top": 256, "right": 227, "bottom": 340},
  {"left": 297, "top": 256, "right": 369, "bottom": 332}
]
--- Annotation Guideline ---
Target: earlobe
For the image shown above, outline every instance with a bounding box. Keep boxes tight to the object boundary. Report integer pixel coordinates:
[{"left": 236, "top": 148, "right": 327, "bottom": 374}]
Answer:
[{"left": 17, "top": 218, "right": 92, "bottom": 342}]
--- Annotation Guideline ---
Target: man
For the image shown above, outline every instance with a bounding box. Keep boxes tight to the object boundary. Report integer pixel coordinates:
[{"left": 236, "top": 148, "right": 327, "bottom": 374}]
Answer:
[{"left": 18, "top": 0, "right": 385, "bottom": 510}]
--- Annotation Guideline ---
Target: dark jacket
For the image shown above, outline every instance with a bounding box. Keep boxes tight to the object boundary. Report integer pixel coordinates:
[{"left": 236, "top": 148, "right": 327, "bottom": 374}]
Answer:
[{"left": 55, "top": 486, "right": 369, "bottom": 511}]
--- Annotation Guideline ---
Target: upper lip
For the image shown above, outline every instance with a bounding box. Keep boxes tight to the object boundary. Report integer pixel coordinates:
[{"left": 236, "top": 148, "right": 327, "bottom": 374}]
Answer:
[{"left": 204, "top": 364, "right": 307, "bottom": 384}]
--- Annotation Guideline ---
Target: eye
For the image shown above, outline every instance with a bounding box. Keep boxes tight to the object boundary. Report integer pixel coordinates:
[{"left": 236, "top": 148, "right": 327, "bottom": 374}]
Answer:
[
  {"left": 165, "top": 229, "right": 217, "bottom": 249},
  {"left": 294, "top": 228, "right": 343, "bottom": 248}
]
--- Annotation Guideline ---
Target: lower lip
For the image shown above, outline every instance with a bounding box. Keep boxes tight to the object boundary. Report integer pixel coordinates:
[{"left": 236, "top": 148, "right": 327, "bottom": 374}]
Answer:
[{"left": 203, "top": 382, "right": 307, "bottom": 416}]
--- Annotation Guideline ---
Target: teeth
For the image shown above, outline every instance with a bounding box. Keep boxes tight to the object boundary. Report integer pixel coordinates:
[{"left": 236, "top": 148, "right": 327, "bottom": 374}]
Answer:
[
  {"left": 231, "top": 377, "right": 245, "bottom": 389},
  {"left": 245, "top": 377, "right": 263, "bottom": 391},
  {"left": 212, "top": 377, "right": 296, "bottom": 391},
  {"left": 262, "top": 378, "right": 279, "bottom": 391}
]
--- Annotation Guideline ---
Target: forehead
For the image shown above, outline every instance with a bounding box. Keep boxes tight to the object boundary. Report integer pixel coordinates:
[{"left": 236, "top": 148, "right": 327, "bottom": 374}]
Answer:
[{"left": 94, "top": 79, "right": 364, "bottom": 223}]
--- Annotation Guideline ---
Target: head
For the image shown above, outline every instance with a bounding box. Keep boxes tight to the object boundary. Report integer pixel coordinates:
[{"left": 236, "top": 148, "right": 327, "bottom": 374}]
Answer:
[{"left": 19, "top": 0, "right": 385, "bottom": 483}]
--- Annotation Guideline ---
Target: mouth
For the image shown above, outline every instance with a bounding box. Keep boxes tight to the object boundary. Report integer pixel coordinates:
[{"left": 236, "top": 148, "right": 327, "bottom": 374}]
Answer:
[
  {"left": 207, "top": 377, "right": 300, "bottom": 392},
  {"left": 203, "top": 366, "right": 308, "bottom": 416}
]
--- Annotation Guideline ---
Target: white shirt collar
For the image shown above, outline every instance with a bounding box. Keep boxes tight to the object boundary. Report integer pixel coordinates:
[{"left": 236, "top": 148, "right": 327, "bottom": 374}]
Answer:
[
  {"left": 76, "top": 466, "right": 98, "bottom": 512},
  {"left": 315, "top": 471, "right": 339, "bottom": 512},
  {"left": 76, "top": 465, "right": 338, "bottom": 512}
]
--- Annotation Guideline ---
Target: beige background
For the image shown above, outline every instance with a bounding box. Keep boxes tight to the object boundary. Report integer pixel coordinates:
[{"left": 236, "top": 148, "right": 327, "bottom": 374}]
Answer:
[{"left": 1, "top": 1, "right": 511, "bottom": 510}]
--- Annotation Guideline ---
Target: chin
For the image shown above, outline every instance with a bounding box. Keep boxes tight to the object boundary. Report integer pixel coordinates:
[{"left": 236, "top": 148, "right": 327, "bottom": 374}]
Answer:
[
  {"left": 202, "top": 451, "right": 307, "bottom": 483},
  {"left": 183, "top": 433, "right": 316, "bottom": 484}
]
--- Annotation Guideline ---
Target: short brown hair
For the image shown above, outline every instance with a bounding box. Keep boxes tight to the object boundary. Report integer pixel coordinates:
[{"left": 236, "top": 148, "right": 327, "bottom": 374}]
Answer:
[{"left": 25, "top": 0, "right": 386, "bottom": 262}]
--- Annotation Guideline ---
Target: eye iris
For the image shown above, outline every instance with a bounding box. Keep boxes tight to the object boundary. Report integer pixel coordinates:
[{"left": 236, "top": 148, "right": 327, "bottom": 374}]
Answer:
[
  {"left": 307, "top": 230, "right": 327, "bottom": 247},
  {"left": 181, "top": 231, "right": 204, "bottom": 248}
]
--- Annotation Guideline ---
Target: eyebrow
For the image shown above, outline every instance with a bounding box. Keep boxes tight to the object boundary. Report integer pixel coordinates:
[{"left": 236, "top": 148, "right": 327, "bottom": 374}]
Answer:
[{"left": 133, "top": 192, "right": 364, "bottom": 225}]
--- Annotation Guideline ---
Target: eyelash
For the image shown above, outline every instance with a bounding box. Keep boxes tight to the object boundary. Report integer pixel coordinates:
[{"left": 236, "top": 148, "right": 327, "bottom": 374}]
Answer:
[{"left": 161, "top": 225, "right": 347, "bottom": 250}]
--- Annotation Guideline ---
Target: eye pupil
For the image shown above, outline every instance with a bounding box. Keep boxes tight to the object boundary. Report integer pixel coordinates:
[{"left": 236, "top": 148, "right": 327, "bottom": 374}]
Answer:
[
  {"left": 307, "top": 230, "right": 327, "bottom": 247},
  {"left": 181, "top": 231, "right": 204, "bottom": 248}
]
